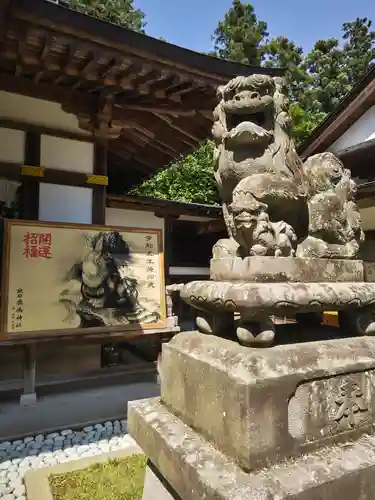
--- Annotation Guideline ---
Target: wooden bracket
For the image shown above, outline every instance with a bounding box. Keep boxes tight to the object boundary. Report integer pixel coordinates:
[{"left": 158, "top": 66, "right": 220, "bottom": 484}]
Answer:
[
  {"left": 87, "top": 173, "right": 108, "bottom": 186},
  {"left": 21, "top": 165, "right": 45, "bottom": 177}
]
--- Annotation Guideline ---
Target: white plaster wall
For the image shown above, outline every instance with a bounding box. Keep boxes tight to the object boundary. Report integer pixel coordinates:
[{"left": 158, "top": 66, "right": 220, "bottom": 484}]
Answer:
[
  {"left": 0, "top": 128, "right": 23, "bottom": 210},
  {"left": 0, "top": 127, "right": 25, "bottom": 163},
  {"left": 360, "top": 207, "right": 375, "bottom": 231},
  {"left": 39, "top": 184, "right": 92, "bottom": 224},
  {"left": 39, "top": 136, "right": 94, "bottom": 223},
  {"left": 41, "top": 135, "right": 94, "bottom": 173},
  {"left": 329, "top": 106, "right": 375, "bottom": 153},
  {"left": 106, "top": 207, "right": 164, "bottom": 234},
  {"left": 0, "top": 91, "right": 90, "bottom": 134}
]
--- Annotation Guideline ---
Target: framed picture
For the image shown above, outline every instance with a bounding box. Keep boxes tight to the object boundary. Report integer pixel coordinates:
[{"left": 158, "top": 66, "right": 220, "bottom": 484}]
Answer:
[{"left": 1, "top": 220, "right": 166, "bottom": 337}]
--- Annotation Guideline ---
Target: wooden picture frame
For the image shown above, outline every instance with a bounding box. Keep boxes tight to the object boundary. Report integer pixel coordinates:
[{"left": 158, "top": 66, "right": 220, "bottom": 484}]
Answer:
[{"left": 1, "top": 219, "right": 166, "bottom": 341}]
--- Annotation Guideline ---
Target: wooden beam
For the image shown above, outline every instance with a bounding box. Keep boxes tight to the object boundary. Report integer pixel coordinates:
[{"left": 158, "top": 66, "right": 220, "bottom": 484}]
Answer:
[
  {"left": 108, "top": 145, "right": 151, "bottom": 175},
  {"left": 124, "top": 128, "right": 181, "bottom": 157},
  {"left": 336, "top": 137, "right": 375, "bottom": 159},
  {"left": 0, "top": 118, "right": 95, "bottom": 143},
  {"left": 114, "top": 103, "right": 198, "bottom": 117},
  {"left": 0, "top": 72, "right": 95, "bottom": 114},
  {"left": 119, "top": 137, "right": 172, "bottom": 169},
  {"left": 0, "top": 161, "right": 108, "bottom": 188},
  {"left": 154, "top": 113, "right": 200, "bottom": 146},
  {"left": 164, "top": 215, "right": 179, "bottom": 285},
  {"left": 20, "top": 131, "right": 40, "bottom": 220},
  {"left": 54, "top": 43, "right": 79, "bottom": 85},
  {"left": 120, "top": 113, "right": 202, "bottom": 153},
  {"left": 106, "top": 194, "right": 223, "bottom": 218}
]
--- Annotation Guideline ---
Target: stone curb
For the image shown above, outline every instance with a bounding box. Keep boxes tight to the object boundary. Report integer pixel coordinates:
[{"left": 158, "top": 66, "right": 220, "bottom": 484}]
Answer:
[{"left": 24, "top": 444, "right": 142, "bottom": 500}]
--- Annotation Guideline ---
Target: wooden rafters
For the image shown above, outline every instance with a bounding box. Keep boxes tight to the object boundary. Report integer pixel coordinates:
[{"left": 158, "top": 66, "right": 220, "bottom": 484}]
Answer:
[
  {"left": 0, "top": 72, "right": 95, "bottom": 111},
  {"left": 34, "top": 32, "right": 53, "bottom": 82},
  {"left": 153, "top": 113, "right": 201, "bottom": 146},
  {"left": 0, "top": 0, "right": 283, "bottom": 182},
  {"left": 54, "top": 43, "right": 78, "bottom": 85}
]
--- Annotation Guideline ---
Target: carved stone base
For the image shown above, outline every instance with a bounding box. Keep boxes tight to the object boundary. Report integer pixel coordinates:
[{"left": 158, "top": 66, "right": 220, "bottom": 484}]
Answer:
[
  {"left": 181, "top": 280, "right": 375, "bottom": 316},
  {"left": 129, "top": 333, "right": 375, "bottom": 499},
  {"left": 210, "top": 256, "right": 364, "bottom": 282},
  {"left": 181, "top": 280, "right": 375, "bottom": 346}
]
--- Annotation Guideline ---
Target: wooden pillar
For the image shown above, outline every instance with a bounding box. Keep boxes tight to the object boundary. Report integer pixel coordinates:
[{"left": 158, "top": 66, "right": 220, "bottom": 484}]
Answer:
[
  {"left": 19, "top": 131, "right": 40, "bottom": 220},
  {"left": 163, "top": 215, "right": 178, "bottom": 285},
  {"left": 92, "top": 141, "right": 108, "bottom": 225},
  {"left": 20, "top": 343, "right": 37, "bottom": 406}
]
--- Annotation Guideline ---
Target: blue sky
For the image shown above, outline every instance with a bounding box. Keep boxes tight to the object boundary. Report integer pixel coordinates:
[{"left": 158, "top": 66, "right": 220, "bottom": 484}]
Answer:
[{"left": 136, "top": 0, "right": 374, "bottom": 54}]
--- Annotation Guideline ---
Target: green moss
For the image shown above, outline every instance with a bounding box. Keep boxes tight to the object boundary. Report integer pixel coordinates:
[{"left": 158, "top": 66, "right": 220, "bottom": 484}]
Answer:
[{"left": 50, "top": 454, "right": 147, "bottom": 500}]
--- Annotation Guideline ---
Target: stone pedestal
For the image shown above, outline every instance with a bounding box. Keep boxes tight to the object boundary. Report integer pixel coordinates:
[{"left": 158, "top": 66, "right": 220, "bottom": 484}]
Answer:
[
  {"left": 129, "top": 332, "right": 375, "bottom": 499},
  {"left": 178, "top": 257, "right": 375, "bottom": 346}
]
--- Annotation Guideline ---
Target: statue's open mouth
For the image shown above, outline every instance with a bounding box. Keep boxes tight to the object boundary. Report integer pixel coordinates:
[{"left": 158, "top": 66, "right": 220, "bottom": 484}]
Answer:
[
  {"left": 225, "top": 118, "right": 273, "bottom": 146},
  {"left": 228, "top": 111, "right": 267, "bottom": 130},
  {"left": 224, "top": 101, "right": 273, "bottom": 146}
]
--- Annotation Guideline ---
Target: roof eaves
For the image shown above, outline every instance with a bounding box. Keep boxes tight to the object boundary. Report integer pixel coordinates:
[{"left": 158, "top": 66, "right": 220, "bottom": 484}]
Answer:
[
  {"left": 14, "top": 0, "right": 284, "bottom": 81},
  {"left": 298, "top": 64, "right": 375, "bottom": 157},
  {"left": 107, "top": 194, "right": 223, "bottom": 217}
]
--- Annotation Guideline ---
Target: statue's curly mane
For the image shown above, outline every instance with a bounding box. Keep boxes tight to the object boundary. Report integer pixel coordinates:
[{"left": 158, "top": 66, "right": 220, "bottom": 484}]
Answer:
[
  {"left": 270, "top": 78, "right": 304, "bottom": 184},
  {"left": 302, "top": 152, "right": 347, "bottom": 196}
]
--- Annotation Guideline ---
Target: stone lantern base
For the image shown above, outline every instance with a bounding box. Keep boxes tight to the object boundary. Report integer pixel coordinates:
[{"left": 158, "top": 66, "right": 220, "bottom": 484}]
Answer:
[{"left": 129, "top": 331, "right": 375, "bottom": 500}]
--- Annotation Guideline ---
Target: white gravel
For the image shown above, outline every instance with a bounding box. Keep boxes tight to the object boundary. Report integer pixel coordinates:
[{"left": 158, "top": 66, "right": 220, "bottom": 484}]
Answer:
[{"left": 0, "top": 420, "right": 136, "bottom": 499}]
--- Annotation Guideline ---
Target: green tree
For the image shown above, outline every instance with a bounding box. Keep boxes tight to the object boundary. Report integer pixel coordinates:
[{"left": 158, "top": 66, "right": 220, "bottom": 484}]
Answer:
[
  {"left": 130, "top": 141, "right": 219, "bottom": 205},
  {"left": 303, "top": 38, "right": 351, "bottom": 114},
  {"left": 342, "top": 17, "right": 375, "bottom": 84},
  {"left": 211, "top": 3, "right": 375, "bottom": 143},
  {"left": 289, "top": 104, "right": 326, "bottom": 144},
  {"left": 301, "top": 19, "right": 375, "bottom": 116},
  {"left": 68, "top": 0, "right": 146, "bottom": 31},
  {"left": 212, "top": 0, "right": 268, "bottom": 65},
  {"left": 133, "top": 3, "right": 375, "bottom": 203},
  {"left": 262, "top": 36, "right": 311, "bottom": 107}
]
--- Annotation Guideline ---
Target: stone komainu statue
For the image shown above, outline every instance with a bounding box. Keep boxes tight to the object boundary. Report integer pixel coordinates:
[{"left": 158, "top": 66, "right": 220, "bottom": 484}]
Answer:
[{"left": 211, "top": 74, "right": 363, "bottom": 260}]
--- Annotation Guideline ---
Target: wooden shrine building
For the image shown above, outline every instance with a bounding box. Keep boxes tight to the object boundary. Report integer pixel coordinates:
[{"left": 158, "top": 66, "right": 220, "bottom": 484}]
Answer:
[{"left": 0, "top": 0, "right": 283, "bottom": 402}]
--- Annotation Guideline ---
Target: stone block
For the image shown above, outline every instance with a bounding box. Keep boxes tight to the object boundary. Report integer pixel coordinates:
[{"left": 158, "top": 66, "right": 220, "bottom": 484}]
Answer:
[
  {"left": 210, "top": 256, "right": 364, "bottom": 282},
  {"left": 181, "top": 280, "right": 375, "bottom": 316},
  {"left": 157, "top": 332, "right": 375, "bottom": 471},
  {"left": 19, "top": 393, "right": 37, "bottom": 407},
  {"left": 142, "top": 463, "right": 180, "bottom": 500},
  {"left": 364, "top": 261, "right": 375, "bottom": 282},
  {"left": 129, "top": 397, "right": 375, "bottom": 500}
]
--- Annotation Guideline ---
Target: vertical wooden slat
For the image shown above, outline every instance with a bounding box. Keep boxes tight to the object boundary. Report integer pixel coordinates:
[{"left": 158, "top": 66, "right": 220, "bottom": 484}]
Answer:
[
  {"left": 19, "top": 131, "right": 41, "bottom": 220},
  {"left": 163, "top": 215, "right": 178, "bottom": 285},
  {"left": 92, "top": 141, "right": 107, "bottom": 224},
  {"left": 20, "top": 343, "right": 37, "bottom": 406}
]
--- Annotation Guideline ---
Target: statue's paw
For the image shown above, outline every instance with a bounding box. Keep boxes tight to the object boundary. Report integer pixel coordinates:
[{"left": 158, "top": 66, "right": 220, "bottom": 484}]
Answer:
[
  {"left": 250, "top": 244, "right": 269, "bottom": 256},
  {"left": 212, "top": 238, "right": 239, "bottom": 258}
]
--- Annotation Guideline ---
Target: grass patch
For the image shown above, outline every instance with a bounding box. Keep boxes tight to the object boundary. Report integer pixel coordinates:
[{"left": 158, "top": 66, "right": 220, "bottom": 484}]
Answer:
[{"left": 50, "top": 454, "right": 147, "bottom": 500}]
